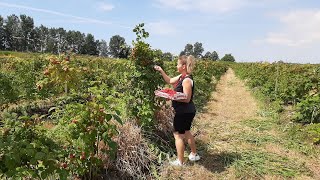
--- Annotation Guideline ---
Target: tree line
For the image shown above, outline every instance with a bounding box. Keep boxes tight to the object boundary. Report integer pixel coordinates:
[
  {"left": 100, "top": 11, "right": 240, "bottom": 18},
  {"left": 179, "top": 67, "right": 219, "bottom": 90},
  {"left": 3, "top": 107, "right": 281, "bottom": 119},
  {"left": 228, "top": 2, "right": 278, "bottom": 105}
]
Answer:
[{"left": 0, "top": 14, "right": 235, "bottom": 62}]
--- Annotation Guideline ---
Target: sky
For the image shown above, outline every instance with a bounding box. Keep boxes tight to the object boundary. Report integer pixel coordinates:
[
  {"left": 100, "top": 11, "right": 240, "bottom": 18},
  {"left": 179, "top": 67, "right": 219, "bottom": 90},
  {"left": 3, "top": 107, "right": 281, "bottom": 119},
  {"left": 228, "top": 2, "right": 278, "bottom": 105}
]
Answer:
[{"left": 0, "top": 0, "right": 320, "bottom": 64}]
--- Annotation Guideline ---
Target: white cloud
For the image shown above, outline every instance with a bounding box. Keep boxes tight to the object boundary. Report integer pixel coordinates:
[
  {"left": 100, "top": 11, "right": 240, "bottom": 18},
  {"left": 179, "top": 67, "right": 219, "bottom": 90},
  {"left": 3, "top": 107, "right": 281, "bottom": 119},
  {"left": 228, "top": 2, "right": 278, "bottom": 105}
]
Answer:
[
  {"left": 146, "top": 21, "right": 178, "bottom": 35},
  {"left": 0, "top": 2, "right": 129, "bottom": 28},
  {"left": 154, "top": 0, "right": 248, "bottom": 13},
  {"left": 97, "top": 2, "right": 114, "bottom": 12},
  {"left": 261, "top": 9, "right": 320, "bottom": 47}
]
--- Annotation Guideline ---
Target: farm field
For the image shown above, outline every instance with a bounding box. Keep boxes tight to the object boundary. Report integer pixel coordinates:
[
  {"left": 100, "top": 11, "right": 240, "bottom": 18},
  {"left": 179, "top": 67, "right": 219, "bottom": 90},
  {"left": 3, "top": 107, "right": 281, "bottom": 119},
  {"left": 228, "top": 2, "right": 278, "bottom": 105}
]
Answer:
[{"left": 0, "top": 50, "right": 319, "bottom": 179}]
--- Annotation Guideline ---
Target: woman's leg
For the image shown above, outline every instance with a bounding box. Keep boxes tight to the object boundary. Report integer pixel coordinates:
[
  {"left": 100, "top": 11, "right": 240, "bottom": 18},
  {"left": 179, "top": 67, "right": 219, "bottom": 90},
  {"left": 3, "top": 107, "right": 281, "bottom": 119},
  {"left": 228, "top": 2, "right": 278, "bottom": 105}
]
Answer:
[
  {"left": 173, "top": 132, "right": 185, "bottom": 163},
  {"left": 185, "top": 130, "right": 197, "bottom": 155}
]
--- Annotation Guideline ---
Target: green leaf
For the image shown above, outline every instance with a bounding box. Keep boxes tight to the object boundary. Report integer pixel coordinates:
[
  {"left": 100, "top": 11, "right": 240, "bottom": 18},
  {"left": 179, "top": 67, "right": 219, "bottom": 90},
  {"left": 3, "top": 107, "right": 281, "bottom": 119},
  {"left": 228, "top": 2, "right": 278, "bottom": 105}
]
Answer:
[
  {"left": 105, "top": 114, "right": 112, "bottom": 121},
  {"left": 35, "top": 152, "right": 46, "bottom": 160},
  {"left": 115, "top": 110, "right": 121, "bottom": 115},
  {"left": 5, "top": 157, "right": 16, "bottom": 169},
  {"left": 102, "top": 132, "right": 109, "bottom": 141},
  {"left": 18, "top": 116, "right": 30, "bottom": 121},
  {"left": 26, "top": 148, "right": 36, "bottom": 157},
  {"left": 107, "top": 140, "right": 117, "bottom": 151},
  {"left": 30, "top": 158, "right": 37, "bottom": 165},
  {"left": 112, "top": 114, "right": 122, "bottom": 125}
]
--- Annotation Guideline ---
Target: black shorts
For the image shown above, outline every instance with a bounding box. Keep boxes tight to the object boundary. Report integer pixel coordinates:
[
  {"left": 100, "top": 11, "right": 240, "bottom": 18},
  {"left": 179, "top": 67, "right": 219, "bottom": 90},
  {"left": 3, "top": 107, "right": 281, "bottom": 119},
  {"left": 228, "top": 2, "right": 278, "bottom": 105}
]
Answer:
[{"left": 173, "top": 113, "right": 196, "bottom": 134}]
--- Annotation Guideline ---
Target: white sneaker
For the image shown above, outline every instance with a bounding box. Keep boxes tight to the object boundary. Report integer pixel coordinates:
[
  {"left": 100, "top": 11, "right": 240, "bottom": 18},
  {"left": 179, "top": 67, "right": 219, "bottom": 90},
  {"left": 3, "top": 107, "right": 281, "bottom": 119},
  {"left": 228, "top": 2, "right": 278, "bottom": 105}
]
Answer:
[
  {"left": 169, "top": 159, "right": 184, "bottom": 166},
  {"left": 188, "top": 153, "right": 200, "bottom": 161}
]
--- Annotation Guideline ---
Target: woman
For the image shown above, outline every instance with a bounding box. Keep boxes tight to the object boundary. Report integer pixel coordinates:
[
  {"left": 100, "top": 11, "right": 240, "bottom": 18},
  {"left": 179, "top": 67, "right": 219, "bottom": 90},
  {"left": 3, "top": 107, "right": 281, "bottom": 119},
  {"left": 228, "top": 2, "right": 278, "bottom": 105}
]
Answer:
[{"left": 154, "top": 55, "right": 200, "bottom": 166}]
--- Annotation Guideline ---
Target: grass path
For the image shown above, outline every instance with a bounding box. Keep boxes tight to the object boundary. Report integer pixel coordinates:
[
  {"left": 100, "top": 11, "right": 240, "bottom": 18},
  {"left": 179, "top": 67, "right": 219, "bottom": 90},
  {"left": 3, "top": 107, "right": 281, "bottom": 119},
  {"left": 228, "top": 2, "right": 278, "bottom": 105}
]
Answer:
[{"left": 160, "top": 68, "right": 320, "bottom": 180}]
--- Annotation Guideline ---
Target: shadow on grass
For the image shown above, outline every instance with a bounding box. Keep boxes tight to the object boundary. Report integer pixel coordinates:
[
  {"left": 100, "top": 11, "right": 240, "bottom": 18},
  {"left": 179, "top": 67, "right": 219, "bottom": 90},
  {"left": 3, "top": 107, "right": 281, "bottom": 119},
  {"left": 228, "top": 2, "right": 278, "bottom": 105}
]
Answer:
[{"left": 189, "top": 139, "right": 241, "bottom": 174}]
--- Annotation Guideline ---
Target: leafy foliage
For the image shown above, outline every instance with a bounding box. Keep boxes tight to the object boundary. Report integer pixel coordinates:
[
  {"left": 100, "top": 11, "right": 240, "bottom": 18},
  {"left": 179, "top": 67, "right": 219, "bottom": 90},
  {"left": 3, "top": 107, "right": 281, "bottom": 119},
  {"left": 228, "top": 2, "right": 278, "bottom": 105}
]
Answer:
[
  {"left": 233, "top": 62, "right": 320, "bottom": 143},
  {"left": 294, "top": 94, "right": 320, "bottom": 124},
  {"left": 0, "top": 113, "right": 66, "bottom": 179},
  {"left": 130, "top": 23, "right": 164, "bottom": 127}
]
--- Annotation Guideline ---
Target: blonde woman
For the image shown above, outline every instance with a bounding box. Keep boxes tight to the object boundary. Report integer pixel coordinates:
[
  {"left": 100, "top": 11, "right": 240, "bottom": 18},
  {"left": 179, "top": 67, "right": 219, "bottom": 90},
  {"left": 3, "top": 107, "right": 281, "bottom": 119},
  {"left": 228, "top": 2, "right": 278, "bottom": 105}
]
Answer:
[{"left": 154, "top": 55, "right": 200, "bottom": 166}]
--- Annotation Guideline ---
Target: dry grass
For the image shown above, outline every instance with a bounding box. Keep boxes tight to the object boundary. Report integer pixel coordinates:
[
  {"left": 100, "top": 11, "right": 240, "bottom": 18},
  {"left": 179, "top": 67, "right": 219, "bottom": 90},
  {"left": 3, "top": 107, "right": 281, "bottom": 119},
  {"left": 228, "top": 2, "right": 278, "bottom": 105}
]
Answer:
[
  {"left": 112, "top": 121, "right": 157, "bottom": 179},
  {"left": 210, "top": 69, "right": 258, "bottom": 122},
  {"left": 154, "top": 106, "right": 175, "bottom": 136},
  {"left": 106, "top": 107, "right": 177, "bottom": 179}
]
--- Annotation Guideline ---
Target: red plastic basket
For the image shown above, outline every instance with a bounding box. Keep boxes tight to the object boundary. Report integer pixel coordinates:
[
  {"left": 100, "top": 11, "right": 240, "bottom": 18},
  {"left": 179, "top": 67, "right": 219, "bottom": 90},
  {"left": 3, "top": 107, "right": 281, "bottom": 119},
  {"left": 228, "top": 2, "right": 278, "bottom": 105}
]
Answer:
[{"left": 154, "top": 88, "right": 187, "bottom": 100}]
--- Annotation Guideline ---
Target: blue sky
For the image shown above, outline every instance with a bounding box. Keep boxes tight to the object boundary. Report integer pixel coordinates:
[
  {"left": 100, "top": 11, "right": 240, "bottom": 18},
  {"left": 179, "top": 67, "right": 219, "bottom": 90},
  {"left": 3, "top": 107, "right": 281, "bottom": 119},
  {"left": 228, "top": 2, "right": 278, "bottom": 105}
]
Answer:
[{"left": 0, "top": 0, "right": 319, "bottom": 64}]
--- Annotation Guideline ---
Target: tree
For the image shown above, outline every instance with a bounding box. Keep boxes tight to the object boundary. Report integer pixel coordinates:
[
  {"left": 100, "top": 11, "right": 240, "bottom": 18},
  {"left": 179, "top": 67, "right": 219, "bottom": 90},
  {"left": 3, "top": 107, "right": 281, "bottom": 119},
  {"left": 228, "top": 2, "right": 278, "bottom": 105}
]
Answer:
[
  {"left": 20, "top": 14, "right": 34, "bottom": 51},
  {"left": 0, "top": 15, "right": 5, "bottom": 50},
  {"left": 109, "top": 35, "right": 126, "bottom": 58},
  {"left": 212, "top": 51, "right": 219, "bottom": 61},
  {"left": 46, "top": 28, "right": 57, "bottom": 53},
  {"left": 45, "top": 28, "right": 67, "bottom": 54},
  {"left": 4, "top": 14, "right": 22, "bottom": 51},
  {"left": 203, "top": 51, "right": 212, "bottom": 60},
  {"left": 118, "top": 44, "right": 130, "bottom": 59},
  {"left": 29, "top": 27, "right": 40, "bottom": 52},
  {"left": 55, "top": 28, "right": 67, "bottom": 55},
  {"left": 162, "top": 52, "right": 173, "bottom": 61},
  {"left": 72, "top": 31, "right": 85, "bottom": 54},
  {"left": 33, "top": 25, "right": 49, "bottom": 52},
  {"left": 81, "top": 33, "right": 98, "bottom": 55},
  {"left": 184, "top": 43, "right": 193, "bottom": 56},
  {"left": 66, "top": 30, "right": 77, "bottom": 53},
  {"left": 193, "top": 42, "right": 204, "bottom": 58},
  {"left": 97, "top": 39, "right": 108, "bottom": 57},
  {"left": 203, "top": 50, "right": 219, "bottom": 61},
  {"left": 221, "top": 53, "right": 235, "bottom": 62}
]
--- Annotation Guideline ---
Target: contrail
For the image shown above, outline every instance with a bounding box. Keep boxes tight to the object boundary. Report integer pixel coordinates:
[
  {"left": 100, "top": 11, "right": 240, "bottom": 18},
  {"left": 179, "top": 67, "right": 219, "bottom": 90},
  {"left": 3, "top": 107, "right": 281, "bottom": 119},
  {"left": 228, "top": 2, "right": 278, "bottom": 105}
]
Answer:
[{"left": 0, "top": 2, "right": 131, "bottom": 29}]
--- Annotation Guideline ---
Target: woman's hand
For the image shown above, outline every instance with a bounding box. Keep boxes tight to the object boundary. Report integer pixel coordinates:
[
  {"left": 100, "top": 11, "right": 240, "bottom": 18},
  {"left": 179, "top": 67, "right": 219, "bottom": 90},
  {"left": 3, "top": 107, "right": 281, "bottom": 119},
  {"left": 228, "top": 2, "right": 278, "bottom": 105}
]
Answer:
[
  {"left": 154, "top": 66, "right": 180, "bottom": 85},
  {"left": 154, "top": 65, "right": 163, "bottom": 72}
]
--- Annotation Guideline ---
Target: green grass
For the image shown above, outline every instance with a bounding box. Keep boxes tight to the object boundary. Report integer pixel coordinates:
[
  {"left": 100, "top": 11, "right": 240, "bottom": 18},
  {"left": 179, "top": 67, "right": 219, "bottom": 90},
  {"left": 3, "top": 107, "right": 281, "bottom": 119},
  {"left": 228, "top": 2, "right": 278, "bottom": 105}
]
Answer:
[
  {"left": 241, "top": 118, "right": 275, "bottom": 132},
  {"left": 282, "top": 123, "right": 320, "bottom": 156},
  {"left": 238, "top": 132, "right": 279, "bottom": 146},
  {"left": 246, "top": 87, "right": 320, "bottom": 156},
  {"left": 232, "top": 150, "right": 312, "bottom": 179},
  {"left": 239, "top": 119, "right": 280, "bottom": 146},
  {"left": 305, "top": 123, "right": 320, "bottom": 145}
]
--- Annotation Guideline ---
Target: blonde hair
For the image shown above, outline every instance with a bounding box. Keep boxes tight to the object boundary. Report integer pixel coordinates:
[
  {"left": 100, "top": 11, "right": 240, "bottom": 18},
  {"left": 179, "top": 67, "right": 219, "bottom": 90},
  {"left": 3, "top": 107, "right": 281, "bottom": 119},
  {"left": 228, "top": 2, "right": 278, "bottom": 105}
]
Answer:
[{"left": 179, "top": 55, "right": 196, "bottom": 74}]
